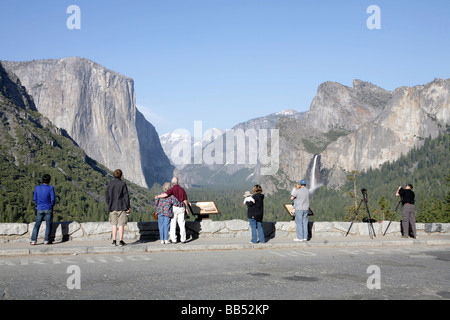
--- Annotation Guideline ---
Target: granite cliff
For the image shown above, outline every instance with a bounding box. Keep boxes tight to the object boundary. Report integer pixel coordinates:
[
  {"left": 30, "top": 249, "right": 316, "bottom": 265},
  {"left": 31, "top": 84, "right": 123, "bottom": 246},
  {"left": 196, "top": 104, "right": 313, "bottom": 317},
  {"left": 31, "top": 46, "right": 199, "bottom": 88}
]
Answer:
[
  {"left": 301, "top": 80, "right": 392, "bottom": 132},
  {"left": 0, "top": 61, "right": 156, "bottom": 223},
  {"left": 321, "top": 78, "right": 450, "bottom": 187},
  {"left": 160, "top": 78, "right": 449, "bottom": 194},
  {"left": 2, "top": 57, "right": 174, "bottom": 188},
  {"left": 263, "top": 78, "right": 449, "bottom": 193}
]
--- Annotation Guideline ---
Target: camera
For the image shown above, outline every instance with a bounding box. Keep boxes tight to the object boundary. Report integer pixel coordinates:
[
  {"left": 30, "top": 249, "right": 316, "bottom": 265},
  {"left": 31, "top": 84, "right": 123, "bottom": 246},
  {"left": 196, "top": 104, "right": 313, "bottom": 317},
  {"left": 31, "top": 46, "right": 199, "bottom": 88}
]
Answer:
[{"left": 361, "top": 188, "right": 368, "bottom": 200}]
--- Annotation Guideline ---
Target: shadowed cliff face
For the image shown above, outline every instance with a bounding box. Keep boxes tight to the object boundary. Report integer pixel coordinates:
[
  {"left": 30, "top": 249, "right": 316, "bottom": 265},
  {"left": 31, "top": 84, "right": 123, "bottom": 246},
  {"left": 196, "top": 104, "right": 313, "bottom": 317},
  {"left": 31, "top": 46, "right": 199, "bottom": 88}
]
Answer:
[
  {"left": 2, "top": 57, "right": 174, "bottom": 188},
  {"left": 135, "top": 108, "right": 175, "bottom": 188},
  {"left": 0, "top": 62, "right": 37, "bottom": 113}
]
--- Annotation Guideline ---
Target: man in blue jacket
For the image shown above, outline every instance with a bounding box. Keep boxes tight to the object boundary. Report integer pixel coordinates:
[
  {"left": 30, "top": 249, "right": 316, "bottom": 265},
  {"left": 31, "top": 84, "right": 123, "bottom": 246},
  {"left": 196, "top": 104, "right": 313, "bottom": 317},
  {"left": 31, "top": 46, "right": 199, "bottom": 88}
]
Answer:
[{"left": 30, "top": 174, "right": 56, "bottom": 245}]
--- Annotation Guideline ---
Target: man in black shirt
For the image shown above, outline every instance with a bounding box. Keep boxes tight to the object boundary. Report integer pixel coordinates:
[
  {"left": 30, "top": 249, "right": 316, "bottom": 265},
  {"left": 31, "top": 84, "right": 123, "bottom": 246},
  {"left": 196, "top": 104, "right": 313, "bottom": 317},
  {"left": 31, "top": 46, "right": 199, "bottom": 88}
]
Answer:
[
  {"left": 106, "top": 169, "right": 131, "bottom": 246},
  {"left": 396, "top": 184, "right": 416, "bottom": 239}
]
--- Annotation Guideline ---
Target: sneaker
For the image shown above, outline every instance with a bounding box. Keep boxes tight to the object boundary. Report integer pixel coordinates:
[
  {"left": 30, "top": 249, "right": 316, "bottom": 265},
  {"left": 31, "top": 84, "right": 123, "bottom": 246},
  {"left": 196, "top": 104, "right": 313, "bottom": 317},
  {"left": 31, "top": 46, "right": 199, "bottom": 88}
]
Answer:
[
  {"left": 44, "top": 241, "right": 52, "bottom": 245},
  {"left": 164, "top": 240, "right": 169, "bottom": 244},
  {"left": 160, "top": 240, "right": 165, "bottom": 244},
  {"left": 30, "top": 241, "right": 36, "bottom": 245},
  {"left": 119, "top": 240, "right": 126, "bottom": 247},
  {"left": 110, "top": 240, "right": 117, "bottom": 246}
]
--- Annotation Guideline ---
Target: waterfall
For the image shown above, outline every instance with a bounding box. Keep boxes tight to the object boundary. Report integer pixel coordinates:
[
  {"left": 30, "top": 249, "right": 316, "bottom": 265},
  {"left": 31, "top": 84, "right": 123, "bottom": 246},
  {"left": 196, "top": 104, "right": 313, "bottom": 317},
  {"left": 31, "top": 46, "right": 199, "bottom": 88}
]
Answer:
[{"left": 309, "top": 155, "right": 321, "bottom": 194}]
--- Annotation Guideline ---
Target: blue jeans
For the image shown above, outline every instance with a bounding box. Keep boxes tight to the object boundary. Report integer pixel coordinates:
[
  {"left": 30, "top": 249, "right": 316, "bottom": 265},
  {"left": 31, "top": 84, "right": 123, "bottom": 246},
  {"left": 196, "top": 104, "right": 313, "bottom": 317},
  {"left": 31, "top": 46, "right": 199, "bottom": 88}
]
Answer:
[
  {"left": 249, "top": 218, "right": 265, "bottom": 243},
  {"left": 31, "top": 209, "right": 53, "bottom": 242},
  {"left": 158, "top": 214, "right": 170, "bottom": 241},
  {"left": 295, "top": 210, "right": 309, "bottom": 240}
]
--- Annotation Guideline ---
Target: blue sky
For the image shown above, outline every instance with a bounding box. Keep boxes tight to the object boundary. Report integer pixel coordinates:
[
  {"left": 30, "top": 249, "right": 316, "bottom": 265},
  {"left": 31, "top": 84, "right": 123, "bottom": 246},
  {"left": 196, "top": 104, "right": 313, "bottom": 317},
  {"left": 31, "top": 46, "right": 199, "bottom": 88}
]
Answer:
[{"left": 1, "top": 0, "right": 449, "bottom": 135}]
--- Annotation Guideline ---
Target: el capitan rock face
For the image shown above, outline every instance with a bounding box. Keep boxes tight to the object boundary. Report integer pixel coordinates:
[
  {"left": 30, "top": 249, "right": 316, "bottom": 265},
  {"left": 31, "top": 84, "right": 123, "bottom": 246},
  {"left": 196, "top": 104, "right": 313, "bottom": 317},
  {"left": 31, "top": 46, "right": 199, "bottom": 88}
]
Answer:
[{"left": 3, "top": 57, "right": 174, "bottom": 187}]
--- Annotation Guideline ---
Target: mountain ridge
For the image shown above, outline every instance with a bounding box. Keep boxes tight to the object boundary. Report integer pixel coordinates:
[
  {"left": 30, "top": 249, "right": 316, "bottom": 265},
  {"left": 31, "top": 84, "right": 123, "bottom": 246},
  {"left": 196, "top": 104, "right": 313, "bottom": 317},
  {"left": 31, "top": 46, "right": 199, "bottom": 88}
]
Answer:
[
  {"left": 160, "top": 78, "right": 449, "bottom": 194},
  {"left": 2, "top": 57, "right": 174, "bottom": 188},
  {"left": 0, "top": 61, "right": 156, "bottom": 223}
]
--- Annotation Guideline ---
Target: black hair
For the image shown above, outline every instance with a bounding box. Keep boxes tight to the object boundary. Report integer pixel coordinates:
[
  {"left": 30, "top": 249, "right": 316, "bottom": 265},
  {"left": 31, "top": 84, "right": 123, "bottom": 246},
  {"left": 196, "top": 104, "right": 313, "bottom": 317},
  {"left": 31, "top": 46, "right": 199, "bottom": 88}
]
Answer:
[{"left": 42, "top": 174, "right": 51, "bottom": 184}]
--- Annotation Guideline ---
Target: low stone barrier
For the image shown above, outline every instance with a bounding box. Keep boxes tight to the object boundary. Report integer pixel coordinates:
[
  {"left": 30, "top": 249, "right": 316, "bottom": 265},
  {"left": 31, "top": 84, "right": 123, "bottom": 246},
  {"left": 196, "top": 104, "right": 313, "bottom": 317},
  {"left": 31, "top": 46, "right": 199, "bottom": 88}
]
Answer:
[{"left": 0, "top": 220, "right": 449, "bottom": 243}]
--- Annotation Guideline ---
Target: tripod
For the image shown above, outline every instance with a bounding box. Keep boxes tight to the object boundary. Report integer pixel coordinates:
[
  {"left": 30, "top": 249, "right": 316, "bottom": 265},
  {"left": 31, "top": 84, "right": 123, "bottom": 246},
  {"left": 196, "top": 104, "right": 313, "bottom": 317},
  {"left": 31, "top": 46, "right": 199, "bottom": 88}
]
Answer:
[
  {"left": 345, "top": 189, "right": 376, "bottom": 239},
  {"left": 383, "top": 200, "right": 402, "bottom": 236}
]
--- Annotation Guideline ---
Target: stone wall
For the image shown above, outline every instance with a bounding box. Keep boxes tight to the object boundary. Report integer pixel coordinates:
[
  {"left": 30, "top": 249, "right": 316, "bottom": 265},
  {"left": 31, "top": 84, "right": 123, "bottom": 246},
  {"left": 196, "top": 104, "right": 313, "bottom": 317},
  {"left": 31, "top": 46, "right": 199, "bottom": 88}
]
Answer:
[{"left": 0, "top": 220, "right": 449, "bottom": 243}]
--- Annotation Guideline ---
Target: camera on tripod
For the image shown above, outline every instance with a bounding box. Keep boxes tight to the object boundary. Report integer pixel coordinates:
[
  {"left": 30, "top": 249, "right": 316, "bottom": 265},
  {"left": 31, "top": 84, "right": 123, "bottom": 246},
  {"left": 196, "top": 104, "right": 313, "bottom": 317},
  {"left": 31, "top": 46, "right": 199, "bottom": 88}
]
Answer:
[
  {"left": 346, "top": 188, "right": 376, "bottom": 238},
  {"left": 361, "top": 188, "right": 368, "bottom": 200}
]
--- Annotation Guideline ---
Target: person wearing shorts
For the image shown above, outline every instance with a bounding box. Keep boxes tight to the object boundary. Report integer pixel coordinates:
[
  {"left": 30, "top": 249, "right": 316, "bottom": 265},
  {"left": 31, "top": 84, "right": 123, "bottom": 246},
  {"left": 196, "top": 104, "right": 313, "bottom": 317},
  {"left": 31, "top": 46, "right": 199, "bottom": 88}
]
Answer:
[{"left": 106, "top": 169, "right": 131, "bottom": 246}]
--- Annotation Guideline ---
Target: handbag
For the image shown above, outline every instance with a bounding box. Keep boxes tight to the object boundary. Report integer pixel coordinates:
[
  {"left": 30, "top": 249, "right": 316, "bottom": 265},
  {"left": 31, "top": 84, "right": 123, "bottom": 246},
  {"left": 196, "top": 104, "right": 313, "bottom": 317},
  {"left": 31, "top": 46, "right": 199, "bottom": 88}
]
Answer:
[{"left": 153, "top": 212, "right": 158, "bottom": 220}]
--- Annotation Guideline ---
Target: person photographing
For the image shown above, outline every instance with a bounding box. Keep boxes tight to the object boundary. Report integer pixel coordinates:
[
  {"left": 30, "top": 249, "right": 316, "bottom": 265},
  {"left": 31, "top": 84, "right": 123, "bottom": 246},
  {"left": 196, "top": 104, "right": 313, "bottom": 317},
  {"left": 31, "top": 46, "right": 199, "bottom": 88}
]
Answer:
[
  {"left": 396, "top": 184, "right": 416, "bottom": 239},
  {"left": 291, "top": 179, "right": 309, "bottom": 242}
]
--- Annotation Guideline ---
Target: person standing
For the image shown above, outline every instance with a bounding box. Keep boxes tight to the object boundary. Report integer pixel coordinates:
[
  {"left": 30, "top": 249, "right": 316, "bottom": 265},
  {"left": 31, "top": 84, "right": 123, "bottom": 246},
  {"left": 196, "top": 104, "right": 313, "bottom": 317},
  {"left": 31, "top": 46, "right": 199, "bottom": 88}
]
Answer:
[
  {"left": 155, "top": 177, "right": 189, "bottom": 243},
  {"left": 155, "top": 182, "right": 175, "bottom": 244},
  {"left": 30, "top": 174, "right": 56, "bottom": 245},
  {"left": 245, "top": 185, "right": 265, "bottom": 244},
  {"left": 291, "top": 179, "right": 310, "bottom": 242},
  {"left": 106, "top": 169, "right": 131, "bottom": 246},
  {"left": 396, "top": 184, "right": 416, "bottom": 239}
]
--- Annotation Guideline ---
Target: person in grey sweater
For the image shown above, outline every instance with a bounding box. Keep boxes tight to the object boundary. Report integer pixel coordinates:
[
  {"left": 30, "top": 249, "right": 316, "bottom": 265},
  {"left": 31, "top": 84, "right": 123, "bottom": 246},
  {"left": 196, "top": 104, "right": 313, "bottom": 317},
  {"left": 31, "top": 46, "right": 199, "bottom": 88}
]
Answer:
[{"left": 291, "top": 179, "right": 309, "bottom": 241}]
